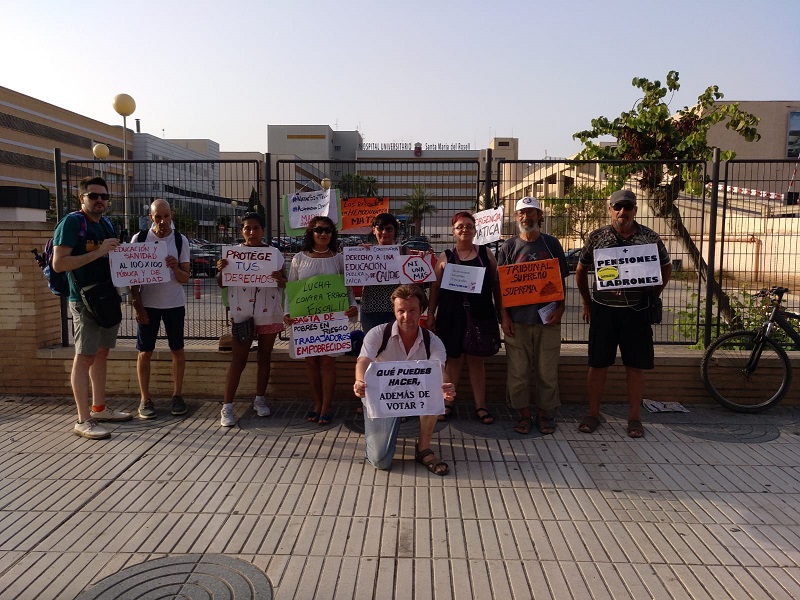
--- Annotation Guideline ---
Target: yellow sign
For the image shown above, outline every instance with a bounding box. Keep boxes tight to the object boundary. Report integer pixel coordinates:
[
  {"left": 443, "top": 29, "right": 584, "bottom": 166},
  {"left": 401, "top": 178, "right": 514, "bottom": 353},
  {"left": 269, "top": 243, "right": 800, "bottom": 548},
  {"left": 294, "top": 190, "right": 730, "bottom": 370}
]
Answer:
[{"left": 498, "top": 258, "right": 564, "bottom": 307}]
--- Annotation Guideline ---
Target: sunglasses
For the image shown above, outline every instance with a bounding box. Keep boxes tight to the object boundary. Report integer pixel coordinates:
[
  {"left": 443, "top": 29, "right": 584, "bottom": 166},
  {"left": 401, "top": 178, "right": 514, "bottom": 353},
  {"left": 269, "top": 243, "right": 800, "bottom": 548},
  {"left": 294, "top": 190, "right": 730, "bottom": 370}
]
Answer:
[
  {"left": 611, "top": 203, "right": 634, "bottom": 211},
  {"left": 83, "top": 192, "right": 110, "bottom": 201},
  {"left": 312, "top": 226, "right": 333, "bottom": 234}
]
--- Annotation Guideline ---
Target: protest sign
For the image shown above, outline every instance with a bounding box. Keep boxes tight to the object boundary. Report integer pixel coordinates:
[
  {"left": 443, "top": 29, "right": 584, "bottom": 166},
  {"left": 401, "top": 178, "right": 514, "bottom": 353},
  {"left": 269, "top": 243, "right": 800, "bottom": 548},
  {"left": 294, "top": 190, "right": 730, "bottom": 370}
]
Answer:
[
  {"left": 220, "top": 245, "right": 284, "bottom": 287},
  {"left": 363, "top": 360, "right": 445, "bottom": 418},
  {"left": 473, "top": 207, "right": 504, "bottom": 245},
  {"left": 290, "top": 312, "right": 351, "bottom": 358},
  {"left": 283, "top": 189, "right": 339, "bottom": 233},
  {"left": 399, "top": 254, "right": 437, "bottom": 284},
  {"left": 593, "top": 244, "right": 663, "bottom": 290},
  {"left": 110, "top": 243, "right": 169, "bottom": 287},
  {"left": 343, "top": 245, "right": 401, "bottom": 286},
  {"left": 498, "top": 258, "right": 564, "bottom": 307},
  {"left": 441, "top": 263, "right": 486, "bottom": 293},
  {"left": 286, "top": 274, "right": 350, "bottom": 317},
  {"left": 341, "top": 197, "right": 390, "bottom": 233}
]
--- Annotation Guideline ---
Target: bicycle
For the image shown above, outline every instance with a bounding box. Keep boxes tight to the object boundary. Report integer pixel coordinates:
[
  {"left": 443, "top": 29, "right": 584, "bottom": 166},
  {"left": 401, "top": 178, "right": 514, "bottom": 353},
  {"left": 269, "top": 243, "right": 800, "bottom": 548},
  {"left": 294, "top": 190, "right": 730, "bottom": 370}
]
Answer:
[{"left": 701, "top": 286, "right": 800, "bottom": 413}]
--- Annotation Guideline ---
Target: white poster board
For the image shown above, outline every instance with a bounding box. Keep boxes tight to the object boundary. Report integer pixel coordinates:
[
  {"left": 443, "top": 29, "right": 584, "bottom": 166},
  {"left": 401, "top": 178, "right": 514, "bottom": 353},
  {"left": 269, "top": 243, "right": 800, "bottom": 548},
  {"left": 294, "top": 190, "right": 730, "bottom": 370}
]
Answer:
[
  {"left": 220, "top": 245, "right": 284, "bottom": 287},
  {"left": 343, "top": 245, "right": 401, "bottom": 286},
  {"left": 593, "top": 244, "right": 662, "bottom": 290},
  {"left": 110, "top": 243, "right": 169, "bottom": 287},
  {"left": 287, "top": 189, "right": 338, "bottom": 229},
  {"left": 440, "top": 263, "right": 486, "bottom": 293},
  {"left": 399, "top": 254, "right": 437, "bottom": 284},
  {"left": 290, "top": 312, "right": 351, "bottom": 358},
  {"left": 363, "top": 360, "right": 445, "bottom": 418},
  {"left": 473, "top": 207, "right": 504, "bottom": 245}
]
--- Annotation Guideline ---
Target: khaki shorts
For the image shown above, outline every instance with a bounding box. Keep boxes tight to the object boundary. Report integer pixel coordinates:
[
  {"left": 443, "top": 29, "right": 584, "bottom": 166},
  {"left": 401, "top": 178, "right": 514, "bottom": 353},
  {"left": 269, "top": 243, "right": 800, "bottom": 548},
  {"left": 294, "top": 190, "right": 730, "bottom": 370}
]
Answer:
[{"left": 70, "top": 301, "right": 119, "bottom": 355}]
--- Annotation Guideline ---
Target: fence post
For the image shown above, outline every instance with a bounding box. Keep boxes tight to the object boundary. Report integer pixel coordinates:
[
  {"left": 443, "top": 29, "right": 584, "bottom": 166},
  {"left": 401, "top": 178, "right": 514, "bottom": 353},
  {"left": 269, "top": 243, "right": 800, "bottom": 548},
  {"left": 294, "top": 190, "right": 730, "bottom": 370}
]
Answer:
[
  {"left": 53, "top": 148, "right": 69, "bottom": 347},
  {"left": 264, "top": 153, "right": 273, "bottom": 243},
  {"left": 483, "top": 148, "right": 493, "bottom": 210},
  {"left": 703, "top": 148, "right": 721, "bottom": 348}
]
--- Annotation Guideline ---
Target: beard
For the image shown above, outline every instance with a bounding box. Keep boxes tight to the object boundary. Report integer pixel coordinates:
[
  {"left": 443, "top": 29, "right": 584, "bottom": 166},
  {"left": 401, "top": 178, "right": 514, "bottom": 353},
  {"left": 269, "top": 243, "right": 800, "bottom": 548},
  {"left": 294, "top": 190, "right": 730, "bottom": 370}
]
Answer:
[{"left": 518, "top": 220, "right": 540, "bottom": 234}]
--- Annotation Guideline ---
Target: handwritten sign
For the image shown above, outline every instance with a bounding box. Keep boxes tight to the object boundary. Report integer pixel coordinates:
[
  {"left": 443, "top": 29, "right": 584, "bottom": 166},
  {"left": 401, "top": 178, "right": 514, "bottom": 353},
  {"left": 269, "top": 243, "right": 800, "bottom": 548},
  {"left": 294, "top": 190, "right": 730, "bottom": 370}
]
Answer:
[
  {"left": 441, "top": 263, "right": 486, "bottom": 293},
  {"left": 343, "top": 245, "right": 401, "bottom": 286},
  {"left": 290, "top": 312, "right": 351, "bottom": 358},
  {"left": 341, "top": 197, "right": 390, "bottom": 233},
  {"left": 593, "top": 244, "right": 662, "bottom": 290},
  {"left": 220, "top": 245, "right": 284, "bottom": 287},
  {"left": 363, "top": 360, "right": 445, "bottom": 418},
  {"left": 473, "top": 207, "right": 504, "bottom": 245},
  {"left": 286, "top": 274, "right": 350, "bottom": 317},
  {"left": 399, "top": 254, "right": 437, "bottom": 284},
  {"left": 110, "top": 243, "right": 169, "bottom": 287},
  {"left": 286, "top": 189, "right": 338, "bottom": 229},
  {"left": 498, "top": 258, "right": 564, "bottom": 307}
]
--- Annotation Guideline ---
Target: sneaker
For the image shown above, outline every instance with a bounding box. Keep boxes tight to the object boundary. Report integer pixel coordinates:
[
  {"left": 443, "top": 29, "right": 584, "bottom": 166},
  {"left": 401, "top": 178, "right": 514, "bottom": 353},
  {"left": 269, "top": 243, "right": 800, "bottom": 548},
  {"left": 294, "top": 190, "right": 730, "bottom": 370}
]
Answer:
[
  {"left": 90, "top": 407, "right": 133, "bottom": 422},
  {"left": 253, "top": 396, "right": 271, "bottom": 417},
  {"left": 220, "top": 404, "right": 236, "bottom": 427},
  {"left": 74, "top": 418, "right": 110, "bottom": 439},
  {"left": 171, "top": 395, "right": 187, "bottom": 416},
  {"left": 138, "top": 399, "right": 156, "bottom": 419}
]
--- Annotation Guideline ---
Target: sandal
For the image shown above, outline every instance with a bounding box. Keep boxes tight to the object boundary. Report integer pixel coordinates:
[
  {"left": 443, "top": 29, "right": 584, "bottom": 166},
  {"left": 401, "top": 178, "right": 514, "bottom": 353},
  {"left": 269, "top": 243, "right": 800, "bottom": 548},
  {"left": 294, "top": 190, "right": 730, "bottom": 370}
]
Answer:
[
  {"left": 306, "top": 411, "right": 319, "bottom": 423},
  {"left": 318, "top": 414, "right": 332, "bottom": 426},
  {"left": 415, "top": 446, "right": 449, "bottom": 476},
  {"left": 475, "top": 408, "right": 494, "bottom": 425},
  {"left": 627, "top": 419, "right": 645, "bottom": 438},
  {"left": 437, "top": 403, "right": 454, "bottom": 422},
  {"left": 536, "top": 412, "right": 556, "bottom": 435},
  {"left": 514, "top": 416, "right": 533, "bottom": 434},
  {"left": 578, "top": 415, "right": 601, "bottom": 434}
]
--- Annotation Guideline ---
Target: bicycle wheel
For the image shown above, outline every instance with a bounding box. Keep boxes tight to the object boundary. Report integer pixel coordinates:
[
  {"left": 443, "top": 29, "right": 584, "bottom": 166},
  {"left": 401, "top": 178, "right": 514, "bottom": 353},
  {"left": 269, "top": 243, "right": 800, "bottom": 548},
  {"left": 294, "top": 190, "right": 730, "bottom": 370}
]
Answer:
[{"left": 701, "top": 330, "right": 792, "bottom": 413}]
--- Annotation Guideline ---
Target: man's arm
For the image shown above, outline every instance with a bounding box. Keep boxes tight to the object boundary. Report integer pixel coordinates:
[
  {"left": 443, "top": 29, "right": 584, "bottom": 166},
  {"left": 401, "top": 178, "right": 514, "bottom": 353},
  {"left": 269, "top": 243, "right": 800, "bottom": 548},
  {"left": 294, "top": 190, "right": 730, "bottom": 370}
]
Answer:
[
  {"left": 576, "top": 263, "right": 592, "bottom": 323},
  {"left": 354, "top": 356, "right": 372, "bottom": 397},
  {"left": 657, "top": 262, "right": 672, "bottom": 296},
  {"left": 52, "top": 239, "right": 118, "bottom": 273}
]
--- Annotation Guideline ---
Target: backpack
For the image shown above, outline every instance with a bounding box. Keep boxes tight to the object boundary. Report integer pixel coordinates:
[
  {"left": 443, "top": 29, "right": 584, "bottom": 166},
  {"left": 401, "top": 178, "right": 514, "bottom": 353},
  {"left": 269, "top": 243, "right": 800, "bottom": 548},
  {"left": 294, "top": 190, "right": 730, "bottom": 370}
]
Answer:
[
  {"left": 133, "top": 227, "right": 184, "bottom": 255},
  {"left": 33, "top": 211, "right": 114, "bottom": 297},
  {"left": 376, "top": 322, "right": 431, "bottom": 359}
]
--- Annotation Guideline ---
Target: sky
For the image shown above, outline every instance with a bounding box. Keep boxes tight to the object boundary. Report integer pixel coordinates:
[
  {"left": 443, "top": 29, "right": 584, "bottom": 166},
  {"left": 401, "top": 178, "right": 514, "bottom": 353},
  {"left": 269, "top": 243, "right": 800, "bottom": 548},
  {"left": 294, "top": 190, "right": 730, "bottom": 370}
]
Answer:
[{"left": 3, "top": 0, "right": 799, "bottom": 159}]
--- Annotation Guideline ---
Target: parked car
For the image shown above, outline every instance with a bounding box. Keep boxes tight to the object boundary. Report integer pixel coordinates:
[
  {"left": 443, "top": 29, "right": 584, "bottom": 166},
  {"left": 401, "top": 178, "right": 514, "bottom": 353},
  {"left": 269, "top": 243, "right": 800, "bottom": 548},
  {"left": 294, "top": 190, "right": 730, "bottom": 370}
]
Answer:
[
  {"left": 565, "top": 248, "right": 581, "bottom": 273},
  {"left": 190, "top": 244, "right": 223, "bottom": 277},
  {"left": 401, "top": 239, "right": 432, "bottom": 253}
]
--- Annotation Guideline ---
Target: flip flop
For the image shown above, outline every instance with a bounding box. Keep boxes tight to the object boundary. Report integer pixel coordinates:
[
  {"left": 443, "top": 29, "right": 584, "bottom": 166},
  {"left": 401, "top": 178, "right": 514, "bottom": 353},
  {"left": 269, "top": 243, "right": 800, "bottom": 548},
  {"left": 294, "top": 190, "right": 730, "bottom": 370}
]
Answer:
[
  {"left": 306, "top": 411, "right": 319, "bottom": 423},
  {"left": 475, "top": 408, "right": 494, "bottom": 425},
  {"left": 578, "top": 415, "right": 601, "bottom": 433},
  {"left": 627, "top": 419, "right": 645, "bottom": 438},
  {"left": 318, "top": 414, "right": 332, "bottom": 426}
]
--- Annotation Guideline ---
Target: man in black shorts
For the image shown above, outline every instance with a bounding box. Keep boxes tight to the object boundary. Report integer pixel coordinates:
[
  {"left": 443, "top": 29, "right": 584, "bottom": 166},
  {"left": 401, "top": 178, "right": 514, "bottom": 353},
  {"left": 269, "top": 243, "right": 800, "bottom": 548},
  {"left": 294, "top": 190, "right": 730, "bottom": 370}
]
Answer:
[{"left": 575, "top": 190, "right": 672, "bottom": 438}]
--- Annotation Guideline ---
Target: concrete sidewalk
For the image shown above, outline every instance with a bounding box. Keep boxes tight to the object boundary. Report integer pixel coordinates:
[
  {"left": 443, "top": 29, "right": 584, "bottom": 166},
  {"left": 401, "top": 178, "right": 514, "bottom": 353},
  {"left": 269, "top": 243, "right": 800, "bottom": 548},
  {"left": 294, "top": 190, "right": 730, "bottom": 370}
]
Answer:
[{"left": 2, "top": 395, "right": 800, "bottom": 599}]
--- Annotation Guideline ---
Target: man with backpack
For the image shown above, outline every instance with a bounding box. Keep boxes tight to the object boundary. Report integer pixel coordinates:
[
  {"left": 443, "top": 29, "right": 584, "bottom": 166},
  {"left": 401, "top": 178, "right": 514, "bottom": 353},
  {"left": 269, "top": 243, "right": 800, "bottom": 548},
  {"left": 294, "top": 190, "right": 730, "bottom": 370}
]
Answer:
[
  {"left": 353, "top": 284, "right": 455, "bottom": 476},
  {"left": 52, "top": 176, "right": 132, "bottom": 439},
  {"left": 129, "top": 199, "right": 191, "bottom": 419}
]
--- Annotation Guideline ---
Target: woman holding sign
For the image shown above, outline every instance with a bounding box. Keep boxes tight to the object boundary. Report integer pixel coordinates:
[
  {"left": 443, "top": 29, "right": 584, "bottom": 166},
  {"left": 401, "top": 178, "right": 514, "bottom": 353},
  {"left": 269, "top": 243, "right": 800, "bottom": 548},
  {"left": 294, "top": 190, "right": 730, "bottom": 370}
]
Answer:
[
  {"left": 284, "top": 216, "right": 358, "bottom": 426},
  {"left": 216, "top": 212, "right": 286, "bottom": 427},
  {"left": 359, "top": 213, "right": 402, "bottom": 331},
  {"left": 428, "top": 211, "right": 502, "bottom": 424}
]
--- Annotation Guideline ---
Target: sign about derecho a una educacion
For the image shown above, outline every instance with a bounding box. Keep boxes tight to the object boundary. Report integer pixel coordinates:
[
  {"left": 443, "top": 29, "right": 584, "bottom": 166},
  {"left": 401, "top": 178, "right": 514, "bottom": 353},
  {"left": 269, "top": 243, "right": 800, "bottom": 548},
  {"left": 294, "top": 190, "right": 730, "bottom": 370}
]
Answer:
[
  {"left": 441, "top": 263, "right": 485, "bottom": 293},
  {"left": 290, "top": 312, "right": 351, "bottom": 358},
  {"left": 363, "top": 360, "right": 445, "bottom": 419},
  {"left": 593, "top": 244, "right": 662, "bottom": 290},
  {"left": 110, "top": 243, "right": 169, "bottom": 287},
  {"left": 220, "top": 245, "right": 284, "bottom": 287},
  {"left": 343, "top": 245, "right": 401, "bottom": 286},
  {"left": 286, "top": 274, "right": 350, "bottom": 318},
  {"left": 497, "top": 258, "right": 564, "bottom": 307}
]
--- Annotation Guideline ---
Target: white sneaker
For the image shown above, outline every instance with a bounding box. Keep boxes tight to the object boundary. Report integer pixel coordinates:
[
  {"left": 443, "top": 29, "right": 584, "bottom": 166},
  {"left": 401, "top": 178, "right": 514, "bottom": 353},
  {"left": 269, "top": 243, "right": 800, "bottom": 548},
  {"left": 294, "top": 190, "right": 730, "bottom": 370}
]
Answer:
[
  {"left": 90, "top": 407, "right": 133, "bottom": 422},
  {"left": 74, "top": 418, "right": 110, "bottom": 439},
  {"left": 220, "top": 404, "right": 236, "bottom": 427},
  {"left": 254, "top": 396, "right": 271, "bottom": 417}
]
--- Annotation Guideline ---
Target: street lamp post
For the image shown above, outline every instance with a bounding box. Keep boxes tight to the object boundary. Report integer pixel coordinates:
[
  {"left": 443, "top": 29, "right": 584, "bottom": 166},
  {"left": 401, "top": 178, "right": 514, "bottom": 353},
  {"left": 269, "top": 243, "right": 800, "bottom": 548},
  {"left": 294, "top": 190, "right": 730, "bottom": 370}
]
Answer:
[{"left": 113, "top": 93, "right": 136, "bottom": 240}]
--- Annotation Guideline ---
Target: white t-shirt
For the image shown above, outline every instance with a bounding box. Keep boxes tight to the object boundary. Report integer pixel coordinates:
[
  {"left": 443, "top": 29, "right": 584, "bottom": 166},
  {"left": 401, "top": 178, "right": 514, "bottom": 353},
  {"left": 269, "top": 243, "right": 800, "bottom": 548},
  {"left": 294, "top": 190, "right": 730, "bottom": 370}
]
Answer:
[
  {"left": 130, "top": 229, "right": 190, "bottom": 309},
  {"left": 359, "top": 321, "right": 447, "bottom": 364}
]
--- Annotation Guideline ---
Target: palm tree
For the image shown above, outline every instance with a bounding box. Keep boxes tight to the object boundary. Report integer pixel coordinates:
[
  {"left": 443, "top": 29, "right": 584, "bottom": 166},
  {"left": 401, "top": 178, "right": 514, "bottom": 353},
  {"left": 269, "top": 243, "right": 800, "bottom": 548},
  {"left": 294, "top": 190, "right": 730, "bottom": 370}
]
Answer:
[
  {"left": 337, "top": 173, "right": 379, "bottom": 198},
  {"left": 400, "top": 185, "right": 437, "bottom": 236}
]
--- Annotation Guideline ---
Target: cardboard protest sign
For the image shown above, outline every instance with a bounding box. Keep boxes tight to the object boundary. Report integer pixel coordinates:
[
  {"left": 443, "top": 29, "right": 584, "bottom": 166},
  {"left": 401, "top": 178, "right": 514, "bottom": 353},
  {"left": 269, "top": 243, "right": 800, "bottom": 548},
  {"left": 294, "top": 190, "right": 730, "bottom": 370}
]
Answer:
[
  {"left": 441, "top": 263, "right": 485, "bottom": 293},
  {"left": 473, "top": 207, "right": 503, "bottom": 245},
  {"left": 498, "top": 258, "right": 564, "bottom": 307},
  {"left": 220, "top": 245, "right": 284, "bottom": 287},
  {"left": 290, "top": 312, "right": 351, "bottom": 358},
  {"left": 593, "top": 244, "right": 663, "bottom": 290},
  {"left": 399, "top": 254, "right": 437, "bottom": 284},
  {"left": 282, "top": 189, "right": 341, "bottom": 235},
  {"left": 363, "top": 360, "right": 445, "bottom": 418},
  {"left": 110, "top": 243, "right": 169, "bottom": 287},
  {"left": 343, "top": 245, "right": 401, "bottom": 286},
  {"left": 286, "top": 274, "right": 350, "bottom": 317},
  {"left": 341, "top": 197, "right": 390, "bottom": 233}
]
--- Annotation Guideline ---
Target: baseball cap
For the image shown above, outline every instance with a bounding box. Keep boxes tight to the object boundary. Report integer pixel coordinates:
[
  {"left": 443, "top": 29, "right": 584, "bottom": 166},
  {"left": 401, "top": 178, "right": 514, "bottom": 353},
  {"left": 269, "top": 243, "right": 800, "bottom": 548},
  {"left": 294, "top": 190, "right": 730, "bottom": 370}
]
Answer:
[
  {"left": 609, "top": 189, "right": 637, "bottom": 207},
  {"left": 515, "top": 196, "right": 541, "bottom": 211}
]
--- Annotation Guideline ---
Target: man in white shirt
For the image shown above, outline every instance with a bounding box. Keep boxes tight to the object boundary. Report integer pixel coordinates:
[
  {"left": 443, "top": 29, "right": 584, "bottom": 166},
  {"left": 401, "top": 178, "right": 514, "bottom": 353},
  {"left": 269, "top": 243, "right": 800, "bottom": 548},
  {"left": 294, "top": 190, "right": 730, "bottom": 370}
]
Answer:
[
  {"left": 130, "top": 199, "right": 191, "bottom": 418},
  {"left": 354, "top": 285, "right": 455, "bottom": 476}
]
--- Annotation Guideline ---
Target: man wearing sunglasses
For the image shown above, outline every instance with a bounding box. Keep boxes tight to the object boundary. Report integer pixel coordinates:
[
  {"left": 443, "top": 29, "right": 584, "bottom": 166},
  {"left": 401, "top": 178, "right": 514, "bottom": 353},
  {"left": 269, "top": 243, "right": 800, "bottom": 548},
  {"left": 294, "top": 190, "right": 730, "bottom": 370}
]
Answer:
[
  {"left": 53, "top": 176, "right": 131, "bottom": 439},
  {"left": 575, "top": 189, "right": 672, "bottom": 439}
]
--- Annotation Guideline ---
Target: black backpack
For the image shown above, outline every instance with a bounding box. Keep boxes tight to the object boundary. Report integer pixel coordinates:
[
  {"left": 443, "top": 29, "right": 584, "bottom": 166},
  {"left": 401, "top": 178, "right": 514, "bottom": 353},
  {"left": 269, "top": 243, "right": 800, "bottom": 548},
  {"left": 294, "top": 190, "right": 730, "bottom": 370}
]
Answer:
[{"left": 134, "top": 227, "right": 184, "bottom": 255}]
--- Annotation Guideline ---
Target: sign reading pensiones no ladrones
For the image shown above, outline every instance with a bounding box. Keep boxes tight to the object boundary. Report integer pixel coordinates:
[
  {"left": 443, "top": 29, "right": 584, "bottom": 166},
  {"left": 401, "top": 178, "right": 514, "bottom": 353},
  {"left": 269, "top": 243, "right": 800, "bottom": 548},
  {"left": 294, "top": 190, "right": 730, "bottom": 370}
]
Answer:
[
  {"left": 363, "top": 360, "right": 445, "bottom": 419},
  {"left": 593, "top": 244, "right": 662, "bottom": 289}
]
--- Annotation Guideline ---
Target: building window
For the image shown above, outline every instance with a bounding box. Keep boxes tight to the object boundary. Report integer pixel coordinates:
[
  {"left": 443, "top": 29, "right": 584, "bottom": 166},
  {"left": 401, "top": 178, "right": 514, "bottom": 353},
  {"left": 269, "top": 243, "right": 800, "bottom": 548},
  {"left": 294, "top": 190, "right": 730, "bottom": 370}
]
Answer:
[{"left": 334, "top": 145, "right": 341, "bottom": 151}]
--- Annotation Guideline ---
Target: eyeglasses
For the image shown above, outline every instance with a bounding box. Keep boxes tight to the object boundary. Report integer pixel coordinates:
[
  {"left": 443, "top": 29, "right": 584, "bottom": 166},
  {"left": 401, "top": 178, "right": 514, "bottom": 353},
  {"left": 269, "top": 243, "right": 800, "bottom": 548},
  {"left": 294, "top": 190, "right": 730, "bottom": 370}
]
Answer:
[
  {"left": 611, "top": 202, "right": 635, "bottom": 211},
  {"left": 83, "top": 192, "right": 110, "bottom": 201},
  {"left": 312, "top": 226, "right": 333, "bottom": 234},
  {"left": 454, "top": 224, "right": 475, "bottom": 231},
  {"left": 376, "top": 226, "right": 395, "bottom": 232}
]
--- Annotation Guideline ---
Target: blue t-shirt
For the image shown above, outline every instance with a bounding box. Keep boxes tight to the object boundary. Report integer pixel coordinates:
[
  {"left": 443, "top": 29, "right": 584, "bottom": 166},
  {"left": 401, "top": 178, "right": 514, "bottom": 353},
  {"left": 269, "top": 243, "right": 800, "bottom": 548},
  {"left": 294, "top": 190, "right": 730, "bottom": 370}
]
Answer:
[{"left": 52, "top": 212, "right": 116, "bottom": 302}]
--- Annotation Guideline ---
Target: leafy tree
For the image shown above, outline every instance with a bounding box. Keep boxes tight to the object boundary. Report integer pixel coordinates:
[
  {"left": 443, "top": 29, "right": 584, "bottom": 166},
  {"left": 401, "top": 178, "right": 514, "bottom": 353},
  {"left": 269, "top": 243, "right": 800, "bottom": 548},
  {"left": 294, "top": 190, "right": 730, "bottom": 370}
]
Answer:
[
  {"left": 399, "top": 185, "right": 437, "bottom": 236},
  {"left": 171, "top": 205, "right": 197, "bottom": 236},
  {"left": 546, "top": 184, "right": 609, "bottom": 243},
  {"left": 573, "top": 70, "right": 760, "bottom": 323},
  {"left": 246, "top": 187, "right": 265, "bottom": 218},
  {"left": 337, "top": 173, "right": 378, "bottom": 198}
]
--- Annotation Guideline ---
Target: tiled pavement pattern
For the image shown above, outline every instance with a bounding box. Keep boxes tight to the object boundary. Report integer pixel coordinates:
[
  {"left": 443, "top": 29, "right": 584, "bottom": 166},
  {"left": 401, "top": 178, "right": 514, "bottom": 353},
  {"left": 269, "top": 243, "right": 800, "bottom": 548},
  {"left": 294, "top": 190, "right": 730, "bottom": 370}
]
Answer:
[{"left": 3, "top": 396, "right": 800, "bottom": 599}]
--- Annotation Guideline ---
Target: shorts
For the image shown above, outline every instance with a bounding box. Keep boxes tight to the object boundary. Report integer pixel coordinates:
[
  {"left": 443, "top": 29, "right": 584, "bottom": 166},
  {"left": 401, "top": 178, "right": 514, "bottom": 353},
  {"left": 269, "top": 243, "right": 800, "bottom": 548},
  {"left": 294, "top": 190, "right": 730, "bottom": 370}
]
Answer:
[
  {"left": 136, "top": 306, "right": 185, "bottom": 351},
  {"left": 587, "top": 301, "right": 654, "bottom": 369},
  {"left": 70, "top": 301, "right": 119, "bottom": 356}
]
